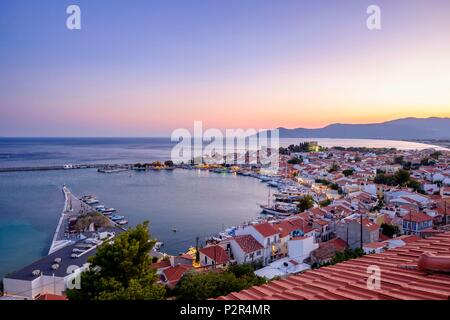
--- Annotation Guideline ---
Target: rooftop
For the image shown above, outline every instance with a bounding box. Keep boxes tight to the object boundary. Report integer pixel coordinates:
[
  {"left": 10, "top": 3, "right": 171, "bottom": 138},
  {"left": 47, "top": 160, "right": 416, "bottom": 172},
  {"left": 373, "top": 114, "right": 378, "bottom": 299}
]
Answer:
[
  {"left": 403, "top": 212, "right": 434, "bottom": 223},
  {"left": 232, "top": 235, "right": 264, "bottom": 254},
  {"left": 199, "top": 245, "right": 230, "bottom": 264},
  {"left": 252, "top": 223, "right": 279, "bottom": 238},
  {"left": 217, "top": 232, "right": 450, "bottom": 300}
]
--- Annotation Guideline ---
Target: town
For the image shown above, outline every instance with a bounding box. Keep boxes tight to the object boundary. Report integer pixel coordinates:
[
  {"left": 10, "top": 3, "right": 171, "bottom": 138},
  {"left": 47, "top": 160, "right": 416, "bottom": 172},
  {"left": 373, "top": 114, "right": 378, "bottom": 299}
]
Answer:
[{"left": 1, "top": 141, "right": 449, "bottom": 300}]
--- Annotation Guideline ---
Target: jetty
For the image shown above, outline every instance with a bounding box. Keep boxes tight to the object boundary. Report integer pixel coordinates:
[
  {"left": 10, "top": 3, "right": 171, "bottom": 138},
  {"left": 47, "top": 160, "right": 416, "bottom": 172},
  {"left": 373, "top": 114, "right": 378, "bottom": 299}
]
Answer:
[
  {"left": 0, "top": 163, "right": 109, "bottom": 173},
  {"left": 48, "top": 186, "right": 96, "bottom": 255}
]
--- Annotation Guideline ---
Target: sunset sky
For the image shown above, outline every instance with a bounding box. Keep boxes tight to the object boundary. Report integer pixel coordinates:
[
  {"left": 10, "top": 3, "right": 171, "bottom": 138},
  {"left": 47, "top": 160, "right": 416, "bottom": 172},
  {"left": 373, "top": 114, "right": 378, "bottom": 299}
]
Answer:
[{"left": 1, "top": 0, "right": 449, "bottom": 136}]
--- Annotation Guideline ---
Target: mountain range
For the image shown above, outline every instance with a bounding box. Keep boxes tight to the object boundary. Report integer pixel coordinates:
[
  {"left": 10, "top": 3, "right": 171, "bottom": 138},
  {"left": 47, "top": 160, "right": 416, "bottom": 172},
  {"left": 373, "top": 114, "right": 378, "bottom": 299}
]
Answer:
[{"left": 278, "top": 117, "right": 450, "bottom": 140}]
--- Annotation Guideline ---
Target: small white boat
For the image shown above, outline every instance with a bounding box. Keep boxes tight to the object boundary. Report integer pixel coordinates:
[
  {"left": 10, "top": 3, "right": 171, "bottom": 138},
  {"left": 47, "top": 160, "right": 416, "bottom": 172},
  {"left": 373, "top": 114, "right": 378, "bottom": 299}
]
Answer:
[
  {"left": 85, "top": 198, "right": 99, "bottom": 205},
  {"left": 260, "top": 203, "right": 297, "bottom": 217},
  {"left": 154, "top": 242, "right": 164, "bottom": 250},
  {"left": 117, "top": 220, "right": 128, "bottom": 225}
]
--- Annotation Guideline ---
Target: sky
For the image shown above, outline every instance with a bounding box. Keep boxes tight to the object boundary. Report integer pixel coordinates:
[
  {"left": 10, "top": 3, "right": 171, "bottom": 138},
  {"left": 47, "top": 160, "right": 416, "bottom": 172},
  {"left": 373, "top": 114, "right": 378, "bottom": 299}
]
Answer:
[{"left": 0, "top": 0, "right": 449, "bottom": 137}]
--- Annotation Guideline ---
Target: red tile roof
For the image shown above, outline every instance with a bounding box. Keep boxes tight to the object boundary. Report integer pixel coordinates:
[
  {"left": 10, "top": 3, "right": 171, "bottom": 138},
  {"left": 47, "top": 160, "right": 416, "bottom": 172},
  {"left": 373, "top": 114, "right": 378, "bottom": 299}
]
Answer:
[
  {"left": 199, "top": 245, "right": 230, "bottom": 264},
  {"left": 363, "top": 242, "right": 387, "bottom": 249},
  {"left": 36, "top": 293, "right": 68, "bottom": 301},
  {"left": 232, "top": 235, "right": 264, "bottom": 254},
  {"left": 217, "top": 232, "right": 450, "bottom": 300},
  {"left": 394, "top": 235, "right": 421, "bottom": 243},
  {"left": 403, "top": 212, "right": 433, "bottom": 223},
  {"left": 252, "top": 223, "right": 279, "bottom": 238},
  {"left": 150, "top": 259, "right": 171, "bottom": 270},
  {"left": 162, "top": 265, "right": 192, "bottom": 285},
  {"left": 327, "top": 237, "right": 348, "bottom": 252}
]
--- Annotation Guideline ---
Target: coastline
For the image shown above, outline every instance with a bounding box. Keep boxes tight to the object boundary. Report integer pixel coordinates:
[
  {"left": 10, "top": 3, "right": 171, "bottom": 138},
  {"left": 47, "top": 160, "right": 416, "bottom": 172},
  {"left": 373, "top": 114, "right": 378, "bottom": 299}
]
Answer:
[{"left": 405, "top": 139, "right": 450, "bottom": 150}]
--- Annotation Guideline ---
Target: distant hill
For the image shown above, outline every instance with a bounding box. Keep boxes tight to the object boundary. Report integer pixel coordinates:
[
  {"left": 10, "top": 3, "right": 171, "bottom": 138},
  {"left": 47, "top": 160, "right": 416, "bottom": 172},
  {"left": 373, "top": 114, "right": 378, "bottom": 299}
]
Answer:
[{"left": 278, "top": 117, "right": 450, "bottom": 140}]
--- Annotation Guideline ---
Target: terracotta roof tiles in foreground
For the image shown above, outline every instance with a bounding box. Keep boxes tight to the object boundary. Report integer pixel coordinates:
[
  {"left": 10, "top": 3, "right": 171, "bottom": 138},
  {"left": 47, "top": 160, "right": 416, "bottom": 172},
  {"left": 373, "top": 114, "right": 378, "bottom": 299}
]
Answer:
[{"left": 217, "top": 232, "right": 450, "bottom": 300}]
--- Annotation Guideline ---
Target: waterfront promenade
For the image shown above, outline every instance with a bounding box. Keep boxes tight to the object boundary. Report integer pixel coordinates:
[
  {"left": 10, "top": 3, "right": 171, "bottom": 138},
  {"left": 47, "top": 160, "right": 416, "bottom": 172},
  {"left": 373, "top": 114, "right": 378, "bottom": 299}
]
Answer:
[
  {"left": 48, "top": 186, "right": 95, "bottom": 255},
  {"left": 0, "top": 163, "right": 111, "bottom": 173}
]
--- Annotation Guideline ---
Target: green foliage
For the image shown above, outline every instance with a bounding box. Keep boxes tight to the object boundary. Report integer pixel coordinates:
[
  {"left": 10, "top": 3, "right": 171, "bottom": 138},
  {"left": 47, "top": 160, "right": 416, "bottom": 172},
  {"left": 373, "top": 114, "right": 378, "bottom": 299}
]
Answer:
[
  {"left": 328, "top": 163, "right": 340, "bottom": 173},
  {"left": 430, "top": 151, "right": 442, "bottom": 160},
  {"left": 331, "top": 248, "right": 365, "bottom": 264},
  {"left": 381, "top": 223, "right": 400, "bottom": 238},
  {"left": 342, "top": 169, "right": 354, "bottom": 177},
  {"left": 279, "top": 142, "right": 323, "bottom": 155},
  {"left": 319, "top": 199, "right": 332, "bottom": 207},
  {"left": 395, "top": 169, "right": 410, "bottom": 186},
  {"left": 74, "top": 212, "right": 112, "bottom": 232},
  {"left": 172, "top": 264, "right": 266, "bottom": 300},
  {"left": 394, "top": 156, "right": 404, "bottom": 165},
  {"left": 406, "top": 179, "right": 421, "bottom": 192},
  {"left": 374, "top": 169, "right": 415, "bottom": 187},
  {"left": 287, "top": 157, "right": 302, "bottom": 165},
  {"left": 315, "top": 178, "right": 330, "bottom": 185},
  {"left": 164, "top": 160, "right": 174, "bottom": 167},
  {"left": 297, "top": 195, "right": 314, "bottom": 212},
  {"left": 330, "top": 183, "right": 339, "bottom": 190},
  {"left": 66, "top": 221, "right": 166, "bottom": 300},
  {"left": 316, "top": 248, "right": 365, "bottom": 268}
]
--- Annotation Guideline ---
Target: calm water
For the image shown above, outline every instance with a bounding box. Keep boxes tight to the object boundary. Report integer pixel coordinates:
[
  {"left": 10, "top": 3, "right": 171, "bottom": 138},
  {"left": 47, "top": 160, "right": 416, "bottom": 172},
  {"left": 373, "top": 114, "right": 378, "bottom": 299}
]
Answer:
[
  {"left": 0, "top": 137, "right": 445, "bottom": 169},
  {"left": 0, "top": 137, "right": 444, "bottom": 278},
  {"left": 0, "top": 168, "right": 270, "bottom": 278}
]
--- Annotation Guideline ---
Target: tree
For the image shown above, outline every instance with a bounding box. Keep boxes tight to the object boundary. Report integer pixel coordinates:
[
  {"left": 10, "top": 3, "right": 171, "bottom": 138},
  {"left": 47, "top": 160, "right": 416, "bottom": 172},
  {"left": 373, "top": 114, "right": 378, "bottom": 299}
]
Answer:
[
  {"left": 343, "top": 169, "right": 354, "bottom": 177},
  {"left": 381, "top": 223, "right": 400, "bottom": 238},
  {"left": 407, "top": 179, "right": 421, "bottom": 192},
  {"left": 164, "top": 160, "right": 174, "bottom": 167},
  {"left": 430, "top": 151, "right": 442, "bottom": 160},
  {"left": 172, "top": 264, "right": 266, "bottom": 300},
  {"left": 394, "top": 169, "right": 410, "bottom": 186},
  {"left": 319, "top": 199, "right": 332, "bottom": 207},
  {"left": 287, "top": 157, "right": 302, "bottom": 165},
  {"left": 66, "top": 221, "right": 166, "bottom": 300},
  {"left": 328, "top": 163, "right": 340, "bottom": 173},
  {"left": 297, "top": 195, "right": 314, "bottom": 212},
  {"left": 421, "top": 157, "right": 429, "bottom": 166},
  {"left": 394, "top": 156, "right": 404, "bottom": 165}
]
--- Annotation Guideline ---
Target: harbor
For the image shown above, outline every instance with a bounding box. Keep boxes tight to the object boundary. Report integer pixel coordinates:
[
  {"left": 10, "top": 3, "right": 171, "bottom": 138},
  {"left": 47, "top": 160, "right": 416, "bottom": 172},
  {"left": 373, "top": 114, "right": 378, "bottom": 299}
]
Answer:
[{"left": 48, "top": 186, "right": 131, "bottom": 255}]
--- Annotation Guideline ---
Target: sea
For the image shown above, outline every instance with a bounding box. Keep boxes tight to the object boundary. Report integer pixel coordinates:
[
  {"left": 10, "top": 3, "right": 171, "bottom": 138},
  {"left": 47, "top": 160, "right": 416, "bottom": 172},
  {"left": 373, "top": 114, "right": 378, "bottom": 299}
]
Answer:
[{"left": 0, "top": 137, "right": 446, "bottom": 278}]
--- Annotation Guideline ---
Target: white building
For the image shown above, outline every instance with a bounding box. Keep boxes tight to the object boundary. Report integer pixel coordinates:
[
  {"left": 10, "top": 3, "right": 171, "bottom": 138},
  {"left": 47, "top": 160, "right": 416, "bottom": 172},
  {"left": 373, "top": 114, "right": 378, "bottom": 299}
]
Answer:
[
  {"left": 235, "top": 223, "right": 280, "bottom": 265},
  {"left": 229, "top": 235, "right": 264, "bottom": 265}
]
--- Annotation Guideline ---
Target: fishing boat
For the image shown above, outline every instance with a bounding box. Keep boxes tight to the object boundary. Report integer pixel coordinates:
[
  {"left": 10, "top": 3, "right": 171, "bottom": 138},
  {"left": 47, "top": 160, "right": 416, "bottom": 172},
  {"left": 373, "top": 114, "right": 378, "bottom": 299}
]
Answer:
[
  {"left": 117, "top": 220, "right": 128, "bottom": 225},
  {"left": 111, "top": 214, "right": 125, "bottom": 221},
  {"left": 154, "top": 242, "right": 164, "bottom": 251},
  {"left": 98, "top": 167, "right": 129, "bottom": 173},
  {"left": 267, "top": 180, "right": 280, "bottom": 188},
  {"left": 102, "top": 207, "right": 116, "bottom": 213},
  {"left": 260, "top": 203, "right": 297, "bottom": 217},
  {"left": 84, "top": 198, "right": 99, "bottom": 205}
]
